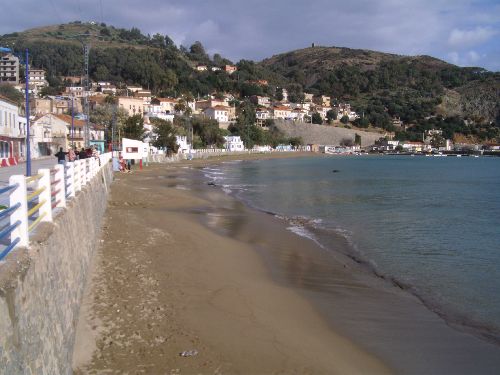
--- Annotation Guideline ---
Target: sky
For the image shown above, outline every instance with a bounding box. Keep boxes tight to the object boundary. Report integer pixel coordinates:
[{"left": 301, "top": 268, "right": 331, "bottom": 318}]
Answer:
[{"left": 1, "top": 0, "right": 499, "bottom": 71}]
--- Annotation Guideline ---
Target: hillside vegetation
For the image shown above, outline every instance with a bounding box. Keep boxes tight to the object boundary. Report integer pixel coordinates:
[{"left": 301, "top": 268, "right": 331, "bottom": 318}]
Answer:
[{"left": 1, "top": 23, "right": 499, "bottom": 143}]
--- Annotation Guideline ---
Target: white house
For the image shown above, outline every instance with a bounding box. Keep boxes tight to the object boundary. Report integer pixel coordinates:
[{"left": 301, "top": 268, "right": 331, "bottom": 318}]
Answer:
[
  {"left": 204, "top": 106, "right": 229, "bottom": 122},
  {"left": 0, "top": 95, "right": 26, "bottom": 164},
  {"left": 272, "top": 105, "right": 292, "bottom": 120},
  {"left": 30, "top": 114, "right": 68, "bottom": 158},
  {"left": 176, "top": 135, "right": 191, "bottom": 154},
  {"left": 224, "top": 136, "right": 244, "bottom": 152}
]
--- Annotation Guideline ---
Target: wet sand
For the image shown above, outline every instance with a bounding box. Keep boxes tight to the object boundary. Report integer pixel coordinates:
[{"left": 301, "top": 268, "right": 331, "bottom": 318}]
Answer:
[{"left": 73, "top": 153, "right": 500, "bottom": 374}]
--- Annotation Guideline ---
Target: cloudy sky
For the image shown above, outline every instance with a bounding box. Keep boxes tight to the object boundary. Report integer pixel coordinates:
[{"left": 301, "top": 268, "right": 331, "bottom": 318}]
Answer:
[{"left": 1, "top": 0, "right": 499, "bottom": 71}]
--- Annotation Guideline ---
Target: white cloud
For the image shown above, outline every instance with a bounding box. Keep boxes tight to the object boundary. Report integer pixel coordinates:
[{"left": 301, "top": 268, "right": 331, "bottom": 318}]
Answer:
[
  {"left": 447, "top": 50, "right": 485, "bottom": 67},
  {"left": 448, "top": 27, "right": 497, "bottom": 48}
]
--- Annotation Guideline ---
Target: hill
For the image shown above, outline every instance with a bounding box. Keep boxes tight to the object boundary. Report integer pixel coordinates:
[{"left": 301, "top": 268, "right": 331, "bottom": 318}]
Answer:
[
  {"left": 1, "top": 23, "right": 499, "bottom": 143},
  {"left": 259, "top": 47, "right": 500, "bottom": 125}
]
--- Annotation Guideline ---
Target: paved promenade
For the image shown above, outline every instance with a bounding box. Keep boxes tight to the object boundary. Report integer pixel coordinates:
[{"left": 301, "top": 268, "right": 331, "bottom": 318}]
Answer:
[{"left": 0, "top": 157, "right": 56, "bottom": 186}]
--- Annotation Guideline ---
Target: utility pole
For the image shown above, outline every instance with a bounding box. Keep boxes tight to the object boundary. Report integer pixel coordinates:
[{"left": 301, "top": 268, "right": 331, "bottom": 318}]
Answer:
[
  {"left": 83, "top": 44, "right": 90, "bottom": 147},
  {"left": 25, "top": 49, "right": 31, "bottom": 176},
  {"left": 71, "top": 94, "right": 75, "bottom": 148}
]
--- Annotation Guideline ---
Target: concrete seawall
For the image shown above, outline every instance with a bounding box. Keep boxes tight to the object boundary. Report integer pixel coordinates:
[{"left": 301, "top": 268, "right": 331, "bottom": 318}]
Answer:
[{"left": 0, "top": 162, "right": 113, "bottom": 374}]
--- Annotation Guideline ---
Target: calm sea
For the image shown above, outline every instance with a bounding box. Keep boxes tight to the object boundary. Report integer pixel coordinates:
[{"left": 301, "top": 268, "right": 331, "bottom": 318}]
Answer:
[{"left": 203, "top": 155, "right": 500, "bottom": 339}]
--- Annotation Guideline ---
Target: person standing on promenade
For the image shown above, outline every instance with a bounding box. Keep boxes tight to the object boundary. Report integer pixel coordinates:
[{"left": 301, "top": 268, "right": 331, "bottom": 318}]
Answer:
[
  {"left": 68, "top": 147, "right": 76, "bottom": 162},
  {"left": 79, "top": 148, "right": 87, "bottom": 159},
  {"left": 55, "top": 147, "right": 67, "bottom": 165}
]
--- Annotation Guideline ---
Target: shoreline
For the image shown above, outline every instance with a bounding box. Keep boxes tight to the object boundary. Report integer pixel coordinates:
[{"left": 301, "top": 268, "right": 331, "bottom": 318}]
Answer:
[
  {"left": 73, "top": 152, "right": 390, "bottom": 374},
  {"left": 202, "top": 154, "right": 500, "bottom": 347},
  {"left": 73, "top": 153, "right": 500, "bottom": 374}
]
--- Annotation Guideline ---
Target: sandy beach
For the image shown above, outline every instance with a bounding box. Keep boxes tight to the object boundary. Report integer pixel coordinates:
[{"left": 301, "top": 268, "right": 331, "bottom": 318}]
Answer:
[{"left": 72, "top": 152, "right": 500, "bottom": 374}]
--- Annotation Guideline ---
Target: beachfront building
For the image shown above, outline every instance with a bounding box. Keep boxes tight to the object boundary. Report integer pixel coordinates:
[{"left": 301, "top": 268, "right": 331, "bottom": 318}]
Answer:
[
  {"left": 0, "top": 95, "right": 26, "bottom": 164},
  {"left": 176, "top": 135, "right": 191, "bottom": 154},
  {"left": 376, "top": 139, "right": 400, "bottom": 151},
  {"left": 401, "top": 141, "right": 426, "bottom": 152},
  {"left": 224, "top": 136, "right": 244, "bottom": 152}
]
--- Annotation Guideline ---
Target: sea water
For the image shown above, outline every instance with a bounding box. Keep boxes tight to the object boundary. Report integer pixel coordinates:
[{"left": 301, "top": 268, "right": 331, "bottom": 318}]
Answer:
[{"left": 203, "top": 155, "right": 500, "bottom": 340}]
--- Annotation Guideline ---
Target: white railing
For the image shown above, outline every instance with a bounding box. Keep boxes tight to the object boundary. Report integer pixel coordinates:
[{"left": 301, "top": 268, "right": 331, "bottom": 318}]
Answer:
[{"left": 0, "top": 153, "right": 112, "bottom": 260}]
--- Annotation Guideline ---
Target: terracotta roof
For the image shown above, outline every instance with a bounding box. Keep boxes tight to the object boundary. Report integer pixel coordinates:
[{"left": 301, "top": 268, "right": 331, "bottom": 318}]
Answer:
[
  {"left": 211, "top": 105, "right": 229, "bottom": 111},
  {"left": 273, "top": 106, "right": 291, "bottom": 111},
  {"left": 157, "top": 98, "right": 177, "bottom": 103},
  {"left": 53, "top": 114, "right": 86, "bottom": 127}
]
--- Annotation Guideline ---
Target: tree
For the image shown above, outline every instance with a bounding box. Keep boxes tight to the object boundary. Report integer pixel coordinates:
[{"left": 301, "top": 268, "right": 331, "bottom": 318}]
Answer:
[
  {"left": 0, "top": 84, "right": 24, "bottom": 105},
  {"left": 430, "top": 133, "right": 445, "bottom": 148},
  {"left": 326, "top": 109, "right": 337, "bottom": 123},
  {"left": 354, "top": 117, "right": 369, "bottom": 128},
  {"left": 288, "top": 137, "right": 303, "bottom": 147},
  {"left": 340, "top": 115, "right": 350, "bottom": 124},
  {"left": 151, "top": 118, "right": 178, "bottom": 154},
  {"left": 90, "top": 104, "right": 128, "bottom": 142},
  {"left": 189, "top": 41, "right": 209, "bottom": 62},
  {"left": 122, "top": 114, "right": 145, "bottom": 140},
  {"left": 312, "top": 112, "right": 323, "bottom": 124}
]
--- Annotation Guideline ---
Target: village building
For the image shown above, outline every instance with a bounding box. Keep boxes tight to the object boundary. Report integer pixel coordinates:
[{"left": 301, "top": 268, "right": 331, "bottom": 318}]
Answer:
[
  {"left": 204, "top": 105, "right": 229, "bottom": 123},
  {"left": 272, "top": 105, "right": 292, "bottom": 120},
  {"left": 62, "top": 76, "right": 81, "bottom": 85},
  {"left": 256, "top": 108, "right": 271, "bottom": 127},
  {"left": 224, "top": 135, "right": 244, "bottom": 151},
  {"left": 134, "top": 89, "right": 152, "bottom": 104},
  {"left": 313, "top": 95, "right": 331, "bottom": 107},
  {"left": 28, "top": 68, "right": 47, "bottom": 87},
  {"left": 196, "top": 65, "right": 208, "bottom": 72},
  {"left": 250, "top": 95, "right": 271, "bottom": 107},
  {"left": 175, "top": 135, "right": 191, "bottom": 154},
  {"left": 64, "top": 86, "right": 85, "bottom": 98},
  {"left": 126, "top": 86, "right": 143, "bottom": 93},
  {"left": 30, "top": 114, "right": 69, "bottom": 157},
  {"left": 304, "top": 93, "right": 314, "bottom": 102},
  {"left": 118, "top": 97, "right": 146, "bottom": 117},
  {"left": 0, "top": 95, "right": 26, "bottom": 164},
  {"left": 0, "top": 53, "right": 20, "bottom": 85},
  {"left": 224, "top": 65, "right": 237, "bottom": 74}
]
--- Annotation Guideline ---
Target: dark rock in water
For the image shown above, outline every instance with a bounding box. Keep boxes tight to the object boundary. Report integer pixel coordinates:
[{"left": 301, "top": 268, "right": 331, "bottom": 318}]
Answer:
[
  {"left": 332, "top": 169, "right": 340, "bottom": 173},
  {"left": 207, "top": 181, "right": 216, "bottom": 186}
]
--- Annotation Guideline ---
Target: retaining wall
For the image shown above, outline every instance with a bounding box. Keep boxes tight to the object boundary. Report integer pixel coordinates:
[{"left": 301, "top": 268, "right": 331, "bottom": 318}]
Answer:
[{"left": 0, "top": 162, "right": 113, "bottom": 374}]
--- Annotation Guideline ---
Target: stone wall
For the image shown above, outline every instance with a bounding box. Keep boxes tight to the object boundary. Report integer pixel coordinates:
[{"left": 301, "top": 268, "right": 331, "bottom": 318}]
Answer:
[
  {"left": 274, "top": 120, "right": 385, "bottom": 147},
  {"left": 0, "top": 162, "right": 113, "bottom": 374}
]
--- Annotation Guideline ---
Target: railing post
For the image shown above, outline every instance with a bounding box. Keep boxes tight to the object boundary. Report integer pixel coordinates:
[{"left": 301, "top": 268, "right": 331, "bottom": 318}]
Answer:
[
  {"left": 38, "top": 169, "right": 52, "bottom": 222},
  {"left": 73, "top": 161, "right": 81, "bottom": 192},
  {"left": 54, "top": 164, "right": 66, "bottom": 208},
  {"left": 66, "top": 162, "right": 76, "bottom": 198},
  {"left": 9, "top": 175, "right": 29, "bottom": 247},
  {"left": 85, "top": 159, "right": 90, "bottom": 185}
]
